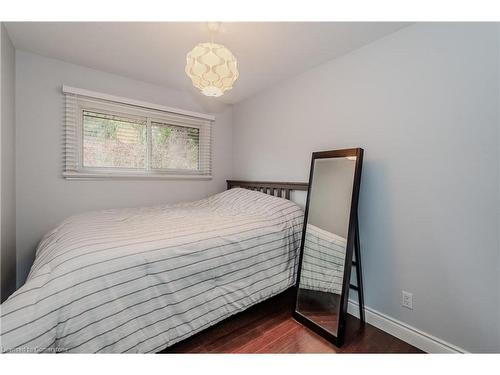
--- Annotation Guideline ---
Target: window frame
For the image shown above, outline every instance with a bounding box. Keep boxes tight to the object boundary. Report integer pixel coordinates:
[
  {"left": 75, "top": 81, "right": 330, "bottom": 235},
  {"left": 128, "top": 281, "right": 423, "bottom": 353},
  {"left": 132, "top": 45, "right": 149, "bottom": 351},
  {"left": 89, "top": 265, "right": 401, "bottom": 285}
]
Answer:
[{"left": 63, "top": 86, "right": 213, "bottom": 180}]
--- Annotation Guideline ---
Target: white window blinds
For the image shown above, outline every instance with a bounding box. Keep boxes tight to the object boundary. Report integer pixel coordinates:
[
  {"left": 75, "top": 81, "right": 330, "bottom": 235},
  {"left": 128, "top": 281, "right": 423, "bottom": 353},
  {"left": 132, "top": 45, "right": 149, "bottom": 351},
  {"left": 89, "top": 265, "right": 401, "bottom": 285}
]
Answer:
[{"left": 63, "top": 86, "right": 213, "bottom": 179}]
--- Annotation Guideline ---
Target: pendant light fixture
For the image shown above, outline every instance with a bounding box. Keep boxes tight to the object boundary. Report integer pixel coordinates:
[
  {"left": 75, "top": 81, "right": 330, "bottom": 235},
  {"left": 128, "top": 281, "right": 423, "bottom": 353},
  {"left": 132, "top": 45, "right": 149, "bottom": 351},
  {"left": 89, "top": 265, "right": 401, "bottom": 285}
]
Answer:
[{"left": 185, "top": 23, "right": 239, "bottom": 97}]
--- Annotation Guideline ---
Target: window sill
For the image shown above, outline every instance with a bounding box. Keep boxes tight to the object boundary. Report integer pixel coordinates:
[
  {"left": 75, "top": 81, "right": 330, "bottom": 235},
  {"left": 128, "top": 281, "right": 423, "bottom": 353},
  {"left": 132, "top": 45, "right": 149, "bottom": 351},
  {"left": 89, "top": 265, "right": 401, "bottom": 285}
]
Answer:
[{"left": 62, "top": 171, "right": 212, "bottom": 181}]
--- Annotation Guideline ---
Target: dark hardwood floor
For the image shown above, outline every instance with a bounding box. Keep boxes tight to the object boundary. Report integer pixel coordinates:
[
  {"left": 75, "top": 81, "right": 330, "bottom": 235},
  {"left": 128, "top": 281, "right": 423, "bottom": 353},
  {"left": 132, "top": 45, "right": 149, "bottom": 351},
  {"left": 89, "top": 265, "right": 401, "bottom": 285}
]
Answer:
[{"left": 160, "top": 289, "right": 424, "bottom": 354}]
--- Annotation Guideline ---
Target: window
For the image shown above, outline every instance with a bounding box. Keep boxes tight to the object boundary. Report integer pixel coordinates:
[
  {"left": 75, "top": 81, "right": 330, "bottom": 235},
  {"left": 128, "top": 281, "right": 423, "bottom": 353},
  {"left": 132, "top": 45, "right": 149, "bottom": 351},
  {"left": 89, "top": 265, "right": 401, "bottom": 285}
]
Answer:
[
  {"left": 83, "top": 111, "right": 147, "bottom": 169},
  {"left": 63, "top": 86, "right": 213, "bottom": 179},
  {"left": 151, "top": 122, "right": 200, "bottom": 170}
]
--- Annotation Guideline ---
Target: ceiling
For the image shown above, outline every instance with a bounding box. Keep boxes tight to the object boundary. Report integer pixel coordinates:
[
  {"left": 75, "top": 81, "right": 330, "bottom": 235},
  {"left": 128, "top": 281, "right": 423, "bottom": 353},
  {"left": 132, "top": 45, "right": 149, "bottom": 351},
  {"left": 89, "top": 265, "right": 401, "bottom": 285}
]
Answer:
[{"left": 5, "top": 22, "right": 410, "bottom": 104}]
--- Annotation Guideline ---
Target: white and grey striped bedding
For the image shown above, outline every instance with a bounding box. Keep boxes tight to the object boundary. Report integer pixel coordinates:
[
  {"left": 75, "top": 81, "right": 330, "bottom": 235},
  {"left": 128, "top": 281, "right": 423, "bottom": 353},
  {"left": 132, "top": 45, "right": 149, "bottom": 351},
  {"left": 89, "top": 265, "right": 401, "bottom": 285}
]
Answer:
[
  {"left": 299, "top": 224, "right": 346, "bottom": 295},
  {"left": 0, "top": 188, "right": 303, "bottom": 353}
]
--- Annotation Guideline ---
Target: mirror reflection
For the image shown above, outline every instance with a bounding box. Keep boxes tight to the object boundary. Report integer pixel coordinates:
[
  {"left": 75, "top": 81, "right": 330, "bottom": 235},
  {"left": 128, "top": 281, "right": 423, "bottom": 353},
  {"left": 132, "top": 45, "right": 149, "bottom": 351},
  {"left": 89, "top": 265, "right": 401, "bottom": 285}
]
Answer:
[{"left": 297, "top": 156, "right": 356, "bottom": 336}]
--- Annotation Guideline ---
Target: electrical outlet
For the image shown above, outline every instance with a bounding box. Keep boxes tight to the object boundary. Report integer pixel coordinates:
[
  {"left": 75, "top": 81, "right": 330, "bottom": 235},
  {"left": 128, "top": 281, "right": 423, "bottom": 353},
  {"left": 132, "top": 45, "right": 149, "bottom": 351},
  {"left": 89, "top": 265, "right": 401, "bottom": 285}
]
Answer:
[{"left": 402, "top": 291, "right": 413, "bottom": 310}]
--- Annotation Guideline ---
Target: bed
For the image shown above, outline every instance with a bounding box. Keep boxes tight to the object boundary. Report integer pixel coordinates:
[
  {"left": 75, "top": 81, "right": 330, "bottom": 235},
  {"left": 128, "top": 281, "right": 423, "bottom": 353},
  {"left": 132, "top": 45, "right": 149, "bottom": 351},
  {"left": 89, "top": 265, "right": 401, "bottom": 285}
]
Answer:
[
  {"left": 0, "top": 181, "right": 307, "bottom": 353},
  {"left": 298, "top": 224, "right": 347, "bottom": 295}
]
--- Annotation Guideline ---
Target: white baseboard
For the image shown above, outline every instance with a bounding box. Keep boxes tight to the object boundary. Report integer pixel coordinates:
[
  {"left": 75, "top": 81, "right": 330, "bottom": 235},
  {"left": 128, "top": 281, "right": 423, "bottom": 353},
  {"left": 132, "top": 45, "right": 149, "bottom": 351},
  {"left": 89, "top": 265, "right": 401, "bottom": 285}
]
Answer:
[{"left": 347, "top": 300, "right": 467, "bottom": 353}]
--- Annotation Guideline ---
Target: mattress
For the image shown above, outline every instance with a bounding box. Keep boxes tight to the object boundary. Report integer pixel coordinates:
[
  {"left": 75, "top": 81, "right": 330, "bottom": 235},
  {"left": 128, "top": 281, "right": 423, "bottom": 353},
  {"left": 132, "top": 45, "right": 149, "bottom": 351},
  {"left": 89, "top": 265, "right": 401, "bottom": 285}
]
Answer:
[
  {"left": 0, "top": 188, "right": 303, "bottom": 353},
  {"left": 299, "top": 224, "right": 346, "bottom": 295}
]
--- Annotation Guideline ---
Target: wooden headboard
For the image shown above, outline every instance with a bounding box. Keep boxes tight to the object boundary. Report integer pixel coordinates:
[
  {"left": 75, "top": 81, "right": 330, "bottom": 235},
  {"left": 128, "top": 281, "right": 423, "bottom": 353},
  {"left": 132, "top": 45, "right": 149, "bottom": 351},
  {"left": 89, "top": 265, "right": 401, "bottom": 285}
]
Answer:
[{"left": 226, "top": 180, "right": 309, "bottom": 200}]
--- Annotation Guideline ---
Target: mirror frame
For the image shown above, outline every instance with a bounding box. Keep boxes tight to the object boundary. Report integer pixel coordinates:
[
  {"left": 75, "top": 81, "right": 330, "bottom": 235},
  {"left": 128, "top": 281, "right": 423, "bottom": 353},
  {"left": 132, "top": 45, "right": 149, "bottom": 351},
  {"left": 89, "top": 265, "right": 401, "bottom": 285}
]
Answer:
[{"left": 293, "top": 147, "right": 364, "bottom": 347}]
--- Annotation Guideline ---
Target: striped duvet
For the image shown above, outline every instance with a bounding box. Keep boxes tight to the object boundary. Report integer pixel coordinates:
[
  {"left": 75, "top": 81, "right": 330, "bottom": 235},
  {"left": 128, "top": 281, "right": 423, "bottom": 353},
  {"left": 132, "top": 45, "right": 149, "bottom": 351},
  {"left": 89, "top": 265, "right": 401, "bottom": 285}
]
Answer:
[
  {"left": 299, "top": 224, "right": 346, "bottom": 295},
  {"left": 0, "top": 188, "right": 303, "bottom": 353}
]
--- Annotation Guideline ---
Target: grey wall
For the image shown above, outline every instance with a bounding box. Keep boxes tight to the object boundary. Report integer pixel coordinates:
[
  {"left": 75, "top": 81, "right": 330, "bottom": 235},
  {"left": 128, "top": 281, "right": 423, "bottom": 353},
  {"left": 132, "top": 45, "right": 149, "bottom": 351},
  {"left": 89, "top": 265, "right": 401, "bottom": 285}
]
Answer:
[
  {"left": 1, "top": 23, "right": 16, "bottom": 302},
  {"left": 498, "top": 23, "right": 500, "bottom": 353},
  {"left": 232, "top": 23, "right": 500, "bottom": 352},
  {"left": 308, "top": 158, "right": 355, "bottom": 238},
  {"left": 15, "top": 51, "right": 233, "bottom": 286}
]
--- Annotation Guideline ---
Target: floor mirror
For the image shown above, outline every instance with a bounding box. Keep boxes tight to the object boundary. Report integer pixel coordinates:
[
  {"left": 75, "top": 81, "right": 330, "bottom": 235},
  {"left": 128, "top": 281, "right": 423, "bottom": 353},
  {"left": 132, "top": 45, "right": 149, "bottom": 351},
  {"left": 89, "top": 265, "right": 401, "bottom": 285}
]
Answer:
[{"left": 293, "top": 148, "right": 364, "bottom": 347}]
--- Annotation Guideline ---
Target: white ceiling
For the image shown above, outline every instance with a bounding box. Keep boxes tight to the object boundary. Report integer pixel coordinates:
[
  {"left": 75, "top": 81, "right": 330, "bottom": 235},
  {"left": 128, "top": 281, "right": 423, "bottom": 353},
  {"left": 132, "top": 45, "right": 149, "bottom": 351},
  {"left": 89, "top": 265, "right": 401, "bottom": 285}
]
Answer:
[{"left": 5, "top": 22, "right": 410, "bottom": 104}]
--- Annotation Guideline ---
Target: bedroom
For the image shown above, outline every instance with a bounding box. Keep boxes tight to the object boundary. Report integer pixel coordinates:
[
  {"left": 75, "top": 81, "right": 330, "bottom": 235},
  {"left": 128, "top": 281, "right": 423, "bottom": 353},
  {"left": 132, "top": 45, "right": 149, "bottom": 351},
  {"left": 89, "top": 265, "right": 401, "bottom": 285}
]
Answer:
[{"left": 1, "top": 0, "right": 499, "bottom": 372}]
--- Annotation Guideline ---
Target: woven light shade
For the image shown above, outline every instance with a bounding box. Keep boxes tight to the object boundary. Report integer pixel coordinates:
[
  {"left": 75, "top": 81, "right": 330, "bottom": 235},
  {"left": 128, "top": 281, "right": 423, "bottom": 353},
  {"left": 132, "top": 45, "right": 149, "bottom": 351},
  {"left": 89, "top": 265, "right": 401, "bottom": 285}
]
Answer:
[{"left": 185, "top": 42, "right": 239, "bottom": 97}]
